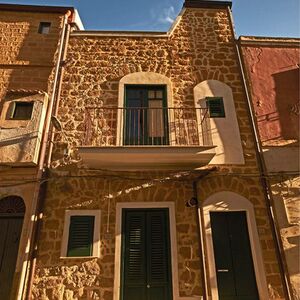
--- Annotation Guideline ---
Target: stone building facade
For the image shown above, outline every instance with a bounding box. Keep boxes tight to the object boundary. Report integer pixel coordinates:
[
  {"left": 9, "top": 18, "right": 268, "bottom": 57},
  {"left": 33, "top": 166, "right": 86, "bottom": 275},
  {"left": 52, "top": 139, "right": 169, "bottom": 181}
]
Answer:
[
  {"left": 240, "top": 36, "right": 300, "bottom": 299},
  {"left": 1, "top": 1, "right": 297, "bottom": 300},
  {"left": 0, "top": 4, "right": 82, "bottom": 300},
  {"left": 29, "top": 1, "right": 289, "bottom": 300}
]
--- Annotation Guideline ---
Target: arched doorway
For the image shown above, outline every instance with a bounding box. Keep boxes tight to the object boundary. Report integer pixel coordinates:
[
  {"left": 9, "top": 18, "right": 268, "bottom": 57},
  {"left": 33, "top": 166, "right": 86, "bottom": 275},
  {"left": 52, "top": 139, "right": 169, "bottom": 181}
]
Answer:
[
  {"left": 0, "top": 196, "right": 25, "bottom": 300},
  {"left": 202, "top": 191, "right": 268, "bottom": 300}
]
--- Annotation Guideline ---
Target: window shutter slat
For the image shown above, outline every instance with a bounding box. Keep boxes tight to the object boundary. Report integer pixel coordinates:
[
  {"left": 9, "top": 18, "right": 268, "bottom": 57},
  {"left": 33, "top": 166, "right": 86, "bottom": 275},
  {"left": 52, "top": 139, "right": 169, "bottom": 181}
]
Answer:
[
  {"left": 124, "top": 212, "right": 146, "bottom": 284},
  {"left": 147, "top": 211, "right": 170, "bottom": 284},
  {"left": 67, "top": 216, "right": 94, "bottom": 257}
]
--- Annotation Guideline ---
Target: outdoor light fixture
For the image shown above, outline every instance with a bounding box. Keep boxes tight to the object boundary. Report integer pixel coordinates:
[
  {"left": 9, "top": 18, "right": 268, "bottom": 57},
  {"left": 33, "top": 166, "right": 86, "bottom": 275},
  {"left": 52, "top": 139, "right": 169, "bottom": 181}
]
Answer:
[
  {"left": 185, "top": 197, "right": 198, "bottom": 207},
  {"left": 51, "top": 115, "right": 63, "bottom": 131}
]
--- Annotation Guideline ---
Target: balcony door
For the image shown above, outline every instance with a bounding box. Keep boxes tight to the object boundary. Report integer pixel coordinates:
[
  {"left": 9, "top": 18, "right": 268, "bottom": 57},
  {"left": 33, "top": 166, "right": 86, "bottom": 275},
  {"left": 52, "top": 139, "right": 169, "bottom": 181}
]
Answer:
[{"left": 124, "top": 85, "right": 169, "bottom": 145}]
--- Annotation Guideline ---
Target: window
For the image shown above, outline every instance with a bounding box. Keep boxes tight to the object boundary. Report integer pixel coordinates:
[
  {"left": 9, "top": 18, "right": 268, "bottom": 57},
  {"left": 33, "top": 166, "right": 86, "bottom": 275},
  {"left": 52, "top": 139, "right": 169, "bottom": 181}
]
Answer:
[
  {"left": 10, "top": 101, "right": 34, "bottom": 120},
  {"left": 124, "top": 85, "right": 168, "bottom": 145},
  {"left": 206, "top": 97, "right": 225, "bottom": 118},
  {"left": 38, "top": 22, "right": 51, "bottom": 34},
  {"left": 61, "top": 210, "right": 101, "bottom": 258}
]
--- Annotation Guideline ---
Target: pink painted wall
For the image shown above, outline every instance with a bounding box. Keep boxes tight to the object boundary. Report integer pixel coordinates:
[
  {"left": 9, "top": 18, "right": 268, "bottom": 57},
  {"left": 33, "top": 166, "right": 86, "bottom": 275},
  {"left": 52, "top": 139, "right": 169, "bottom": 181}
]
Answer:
[{"left": 242, "top": 45, "right": 299, "bottom": 144}]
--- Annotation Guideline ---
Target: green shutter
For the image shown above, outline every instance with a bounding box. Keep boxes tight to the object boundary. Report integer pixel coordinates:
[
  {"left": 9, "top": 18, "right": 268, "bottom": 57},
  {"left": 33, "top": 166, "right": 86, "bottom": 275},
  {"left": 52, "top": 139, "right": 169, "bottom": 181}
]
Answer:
[
  {"left": 206, "top": 97, "right": 225, "bottom": 118},
  {"left": 122, "top": 209, "right": 172, "bottom": 300},
  {"left": 122, "top": 211, "right": 147, "bottom": 300},
  {"left": 67, "top": 216, "right": 94, "bottom": 257},
  {"left": 147, "top": 210, "right": 172, "bottom": 300}
]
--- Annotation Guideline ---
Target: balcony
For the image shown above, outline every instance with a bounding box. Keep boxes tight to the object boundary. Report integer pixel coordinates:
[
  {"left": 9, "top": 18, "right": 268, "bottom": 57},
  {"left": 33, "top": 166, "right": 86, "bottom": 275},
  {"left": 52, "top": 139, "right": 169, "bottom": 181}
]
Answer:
[{"left": 78, "top": 107, "right": 216, "bottom": 170}]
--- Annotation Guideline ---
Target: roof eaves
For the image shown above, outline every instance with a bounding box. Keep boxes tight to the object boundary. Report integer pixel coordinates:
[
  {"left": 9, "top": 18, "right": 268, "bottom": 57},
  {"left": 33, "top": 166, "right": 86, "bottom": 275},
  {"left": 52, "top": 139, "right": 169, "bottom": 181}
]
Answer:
[
  {"left": 0, "top": 3, "right": 75, "bottom": 14},
  {"left": 183, "top": 0, "right": 232, "bottom": 9}
]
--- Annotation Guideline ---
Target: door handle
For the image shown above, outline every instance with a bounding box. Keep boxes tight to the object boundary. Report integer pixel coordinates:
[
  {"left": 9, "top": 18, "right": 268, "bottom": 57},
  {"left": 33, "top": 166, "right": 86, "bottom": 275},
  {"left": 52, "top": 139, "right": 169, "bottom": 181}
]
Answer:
[
  {"left": 147, "top": 284, "right": 150, "bottom": 288},
  {"left": 217, "top": 269, "right": 229, "bottom": 272}
]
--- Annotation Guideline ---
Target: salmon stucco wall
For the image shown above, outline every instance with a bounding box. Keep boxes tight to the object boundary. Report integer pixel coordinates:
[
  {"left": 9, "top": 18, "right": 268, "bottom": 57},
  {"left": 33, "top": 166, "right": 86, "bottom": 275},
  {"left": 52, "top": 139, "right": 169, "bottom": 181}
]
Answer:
[{"left": 241, "top": 44, "right": 300, "bottom": 145}]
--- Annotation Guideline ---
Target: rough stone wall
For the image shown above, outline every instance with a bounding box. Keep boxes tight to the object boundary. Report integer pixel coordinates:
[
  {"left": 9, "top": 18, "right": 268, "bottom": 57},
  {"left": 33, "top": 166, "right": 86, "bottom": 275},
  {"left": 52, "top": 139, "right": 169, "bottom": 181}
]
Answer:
[
  {"left": 0, "top": 11, "right": 64, "bottom": 98},
  {"left": 0, "top": 10, "right": 66, "bottom": 300},
  {"left": 271, "top": 176, "right": 300, "bottom": 299},
  {"left": 33, "top": 7, "right": 286, "bottom": 300},
  {"left": 197, "top": 174, "right": 286, "bottom": 298},
  {"left": 32, "top": 173, "right": 203, "bottom": 299},
  {"left": 0, "top": 11, "right": 65, "bottom": 165}
]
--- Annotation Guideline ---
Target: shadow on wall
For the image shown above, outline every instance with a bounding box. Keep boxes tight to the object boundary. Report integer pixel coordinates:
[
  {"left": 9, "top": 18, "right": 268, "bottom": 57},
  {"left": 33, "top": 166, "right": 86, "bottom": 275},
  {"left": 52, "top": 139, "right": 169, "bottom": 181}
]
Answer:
[
  {"left": 0, "top": 16, "right": 60, "bottom": 162},
  {"left": 272, "top": 67, "right": 299, "bottom": 141},
  {"left": 257, "top": 67, "right": 299, "bottom": 143}
]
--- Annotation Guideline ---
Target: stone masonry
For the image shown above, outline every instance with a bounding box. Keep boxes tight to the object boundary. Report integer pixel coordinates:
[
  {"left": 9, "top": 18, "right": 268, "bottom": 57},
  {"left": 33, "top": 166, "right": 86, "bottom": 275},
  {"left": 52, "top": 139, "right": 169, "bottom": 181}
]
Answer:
[{"left": 32, "top": 5, "right": 286, "bottom": 300}]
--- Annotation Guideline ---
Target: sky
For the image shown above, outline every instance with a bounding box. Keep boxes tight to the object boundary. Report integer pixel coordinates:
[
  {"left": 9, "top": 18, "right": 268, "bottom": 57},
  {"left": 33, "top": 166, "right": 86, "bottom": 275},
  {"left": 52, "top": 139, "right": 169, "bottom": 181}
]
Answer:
[{"left": 1, "top": 0, "right": 299, "bottom": 37}]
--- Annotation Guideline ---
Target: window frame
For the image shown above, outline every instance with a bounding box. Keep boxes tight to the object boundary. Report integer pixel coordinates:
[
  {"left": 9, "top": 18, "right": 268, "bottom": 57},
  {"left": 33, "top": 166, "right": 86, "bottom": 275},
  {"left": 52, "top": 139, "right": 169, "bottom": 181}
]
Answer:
[
  {"left": 9, "top": 101, "right": 34, "bottom": 120},
  {"left": 38, "top": 22, "right": 51, "bottom": 34},
  {"left": 124, "top": 84, "right": 169, "bottom": 145},
  {"left": 61, "top": 210, "right": 101, "bottom": 258},
  {"left": 206, "top": 97, "right": 226, "bottom": 118}
]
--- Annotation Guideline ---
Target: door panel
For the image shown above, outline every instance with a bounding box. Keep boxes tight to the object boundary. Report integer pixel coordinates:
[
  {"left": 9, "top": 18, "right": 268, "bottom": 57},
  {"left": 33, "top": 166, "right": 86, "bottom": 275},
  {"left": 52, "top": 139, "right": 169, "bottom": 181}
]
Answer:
[
  {"left": 122, "top": 211, "right": 147, "bottom": 300},
  {"left": 124, "top": 86, "right": 168, "bottom": 145},
  {"left": 121, "top": 209, "right": 172, "bottom": 300},
  {"left": 0, "top": 217, "right": 23, "bottom": 300},
  {"left": 210, "top": 212, "right": 259, "bottom": 300}
]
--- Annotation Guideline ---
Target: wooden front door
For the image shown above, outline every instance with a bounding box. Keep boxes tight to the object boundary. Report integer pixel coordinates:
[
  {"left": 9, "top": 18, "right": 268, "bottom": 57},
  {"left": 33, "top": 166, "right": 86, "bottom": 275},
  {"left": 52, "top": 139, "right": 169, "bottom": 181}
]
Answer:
[
  {"left": 0, "top": 216, "right": 23, "bottom": 300},
  {"left": 121, "top": 208, "right": 172, "bottom": 300},
  {"left": 210, "top": 211, "right": 259, "bottom": 300}
]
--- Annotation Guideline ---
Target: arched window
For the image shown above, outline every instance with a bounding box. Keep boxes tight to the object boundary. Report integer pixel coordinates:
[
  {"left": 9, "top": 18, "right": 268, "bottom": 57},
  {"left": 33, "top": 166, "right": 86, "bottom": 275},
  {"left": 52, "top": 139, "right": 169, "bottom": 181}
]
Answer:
[
  {"left": 0, "top": 195, "right": 25, "bottom": 214},
  {"left": 117, "top": 72, "right": 173, "bottom": 146},
  {"left": 194, "top": 80, "right": 244, "bottom": 164}
]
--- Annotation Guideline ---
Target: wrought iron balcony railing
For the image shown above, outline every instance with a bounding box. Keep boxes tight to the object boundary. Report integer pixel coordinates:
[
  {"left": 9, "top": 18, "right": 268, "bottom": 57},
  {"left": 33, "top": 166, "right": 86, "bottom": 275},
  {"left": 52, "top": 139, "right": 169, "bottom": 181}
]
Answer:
[{"left": 83, "top": 107, "right": 212, "bottom": 147}]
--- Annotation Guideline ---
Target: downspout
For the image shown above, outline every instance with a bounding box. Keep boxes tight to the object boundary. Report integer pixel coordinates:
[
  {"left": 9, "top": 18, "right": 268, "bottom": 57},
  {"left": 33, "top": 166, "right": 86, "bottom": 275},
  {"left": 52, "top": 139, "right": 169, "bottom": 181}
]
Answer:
[
  {"left": 23, "top": 13, "right": 71, "bottom": 300},
  {"left": 226, "top": 7, "right": 292, "bottom": 299},
  {"left": 46, "top": 20, "right": 71, "bottom": 168},
  {"left": 193, "top": 180, "right": 209, "bottom": 300}
]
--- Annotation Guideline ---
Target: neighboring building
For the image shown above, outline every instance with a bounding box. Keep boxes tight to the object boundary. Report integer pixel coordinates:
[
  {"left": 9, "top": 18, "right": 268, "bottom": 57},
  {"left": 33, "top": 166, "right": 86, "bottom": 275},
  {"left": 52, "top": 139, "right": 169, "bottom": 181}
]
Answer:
[
  {"left": 0, "top": 4, "right": 82, "bottom": 300},
  {"left": 26, "top": 1, "right": 289, "bottom": 300},
  {"left": 240, "top": 36, "right": 300, "bottom": 299}
]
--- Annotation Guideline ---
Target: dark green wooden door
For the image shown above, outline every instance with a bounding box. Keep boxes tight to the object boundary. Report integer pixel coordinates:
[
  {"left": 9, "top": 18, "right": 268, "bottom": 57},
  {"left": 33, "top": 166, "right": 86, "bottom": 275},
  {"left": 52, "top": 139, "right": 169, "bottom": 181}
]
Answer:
[
  {"left": 124, "top": 85, "right": 169, "bottom": 145},
  {"left": 210, "top": 212, "right": 259, "bottom": 300},
  {"left": 121, "top": 209, "right": 172, "bottom": 300},
  {"left": 0, "top": 217, "right": 23, "bottom": 300}
]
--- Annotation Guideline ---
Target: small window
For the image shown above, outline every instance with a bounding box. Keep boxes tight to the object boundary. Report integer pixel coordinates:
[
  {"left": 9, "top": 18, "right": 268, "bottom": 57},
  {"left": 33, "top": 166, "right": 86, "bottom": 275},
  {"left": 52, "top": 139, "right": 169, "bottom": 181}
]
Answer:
[
  {"left": 206, "top": 97, "right": 225, "bottom": 118},
  {"left": 10, "top": 102, "right": 34, "bottom": 120},
  {"left": 61, "top": 210, "right": 101, "bottom": 258},
  {"left": 38, "top": 22, "right": 51, "bottom": 34},
  {"left": 67, "top": 216, "right": 94, "bottom": 257}
]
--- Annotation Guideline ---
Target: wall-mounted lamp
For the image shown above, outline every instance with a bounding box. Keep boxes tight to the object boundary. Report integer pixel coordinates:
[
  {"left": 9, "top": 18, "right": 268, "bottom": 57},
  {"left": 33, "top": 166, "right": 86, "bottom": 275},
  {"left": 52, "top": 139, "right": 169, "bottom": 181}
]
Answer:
[
  {"left": 185, "top": 197, "right": 198, "bottom": 208},
  {"left": 51, "top": 115, "right": 62, "bottom": 131}
]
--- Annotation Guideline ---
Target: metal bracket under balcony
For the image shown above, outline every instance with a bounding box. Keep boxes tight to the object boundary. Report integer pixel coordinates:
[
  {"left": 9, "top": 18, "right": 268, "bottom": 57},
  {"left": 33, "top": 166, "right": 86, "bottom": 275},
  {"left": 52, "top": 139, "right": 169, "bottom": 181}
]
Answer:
[{"left": 78, "top": 107, "right": 216, "bottom": 170}]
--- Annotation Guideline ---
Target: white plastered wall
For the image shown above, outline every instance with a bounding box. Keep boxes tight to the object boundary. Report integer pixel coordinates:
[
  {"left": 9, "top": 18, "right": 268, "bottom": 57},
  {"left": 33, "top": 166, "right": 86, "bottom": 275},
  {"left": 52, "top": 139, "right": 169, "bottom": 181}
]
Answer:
[
  {"left": 202, "top": 191, "right": 268, "bottom": 300},
  {"left": 194, "top": 80, "right": 244, "bottom": 165}
]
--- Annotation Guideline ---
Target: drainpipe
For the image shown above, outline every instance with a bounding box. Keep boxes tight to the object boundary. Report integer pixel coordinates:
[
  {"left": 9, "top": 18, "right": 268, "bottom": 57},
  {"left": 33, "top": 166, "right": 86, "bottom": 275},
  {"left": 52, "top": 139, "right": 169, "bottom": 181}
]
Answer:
[
  {"left": 23, "top": 13, "right": 71, "bottom": 300},
  {"left": 227, "top": 7, "right": 292, "bottom": 299},
  {"left": 46, "top": 20, "right": 71, "bottom": 168},
  {"left": 193, "top": 180, "right": 209, "bottom": 300}
]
